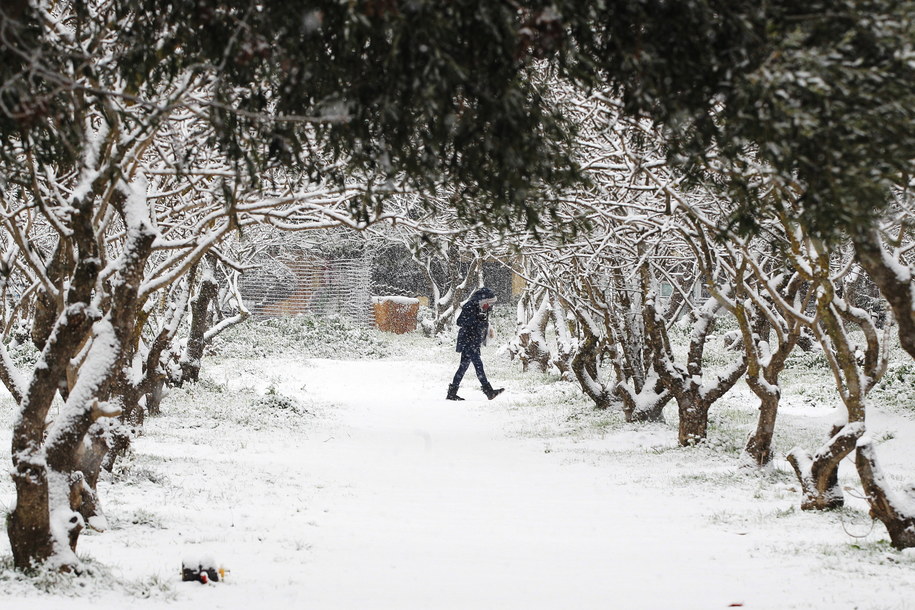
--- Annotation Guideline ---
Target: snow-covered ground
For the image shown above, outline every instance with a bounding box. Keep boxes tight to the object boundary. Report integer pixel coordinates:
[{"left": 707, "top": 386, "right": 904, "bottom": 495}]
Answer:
[{"left": 2, "top": 318, "right": 915, "bottom": 609}]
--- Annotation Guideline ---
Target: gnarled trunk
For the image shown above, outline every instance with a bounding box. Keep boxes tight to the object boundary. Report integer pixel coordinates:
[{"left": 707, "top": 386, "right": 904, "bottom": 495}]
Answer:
[
  {"left": 678, "top": 402, "right": 711, "bottom": 446},
  {"left": 744, "top": 387, "right": 780, "bottom": 466},
  {"left": 8, "top": 190, "right": 155, "bottom": 570},
  {"left": 787, "top": 423, "right": 865, "bottom": 510},
  {"left": 7, "top": 462, "right": 54, "bottom": 568},
  {"left": 855, "top": 438, "right": 915, "bottom": 549},
  {"left": 180, "top": 274, "right": 219, "bottom": 384},
  {"left": 617, "top": 375, "right": 671, "bottom": 423},
  {"left": 516, "top": 292, "right": 551, "bottom": 373},
  {"left": 74, "top": 423, "right": 115, "bottom": 531},
  {"left": 549, "top": 294, "right": 575, "bottom": 380},
  {"left": 643, "top": 291, "right": 746, "bottom": 446},
  {"left": 852, "top": 228, "right": 915, "bottom": 360},
  {"left": 569, "top": 324, "right": 614, "bottom": 410}
]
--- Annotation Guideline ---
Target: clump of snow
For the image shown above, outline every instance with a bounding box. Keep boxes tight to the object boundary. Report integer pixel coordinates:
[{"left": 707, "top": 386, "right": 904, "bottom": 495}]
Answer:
[{"left": 371, "top": 296, "right": 419, "bottom": 306}]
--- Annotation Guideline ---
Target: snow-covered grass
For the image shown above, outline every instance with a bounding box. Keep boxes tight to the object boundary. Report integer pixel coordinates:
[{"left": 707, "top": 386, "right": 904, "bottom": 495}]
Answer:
[
  {"left": 1, "top": 309, "right": 915, "bottom": 608},
  {"left": 212, "top": 313, "right": 391, "bottom": 360}
]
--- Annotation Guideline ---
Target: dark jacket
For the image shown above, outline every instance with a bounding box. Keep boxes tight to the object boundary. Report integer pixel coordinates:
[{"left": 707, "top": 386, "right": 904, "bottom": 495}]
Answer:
[{"left": 455, "top": 287, "right": 495, "bottom": 353}]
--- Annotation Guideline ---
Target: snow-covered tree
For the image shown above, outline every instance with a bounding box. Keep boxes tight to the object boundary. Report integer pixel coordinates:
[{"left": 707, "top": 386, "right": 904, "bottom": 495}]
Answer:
[
  {"left": 411, "top": 242, "right": 484, "bottom": 338},
  {"left": 850, "top": 190, "right": 915, "bottom": 360},
  {"left": 737, "top": 217, "right": 890, "bottom": 509},
  {"left": 0, "top": 1, "right": 594, "bottom": 572},
  {"left": 498, "top": 85, "right": 741, "bottom": 435}
]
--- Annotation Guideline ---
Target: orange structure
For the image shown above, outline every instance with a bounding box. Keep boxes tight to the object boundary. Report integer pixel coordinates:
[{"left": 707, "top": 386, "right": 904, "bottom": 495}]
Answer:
[{"left": 372, "top": 296, "right": 420, "bottom": 334}]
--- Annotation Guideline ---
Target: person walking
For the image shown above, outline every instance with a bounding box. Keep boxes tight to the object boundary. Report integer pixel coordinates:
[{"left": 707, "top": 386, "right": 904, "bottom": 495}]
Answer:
[{"left": 447, "top": 286, "right": 504, "bottom": 401}]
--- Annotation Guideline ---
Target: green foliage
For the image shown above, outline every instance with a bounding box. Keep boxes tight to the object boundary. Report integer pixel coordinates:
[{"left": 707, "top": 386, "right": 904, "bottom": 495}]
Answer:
[
  {"left": 0, "top": 1, "right": 586, "bottom": 231},
  {"left": 719, "top": 0, "right": 915, "bottom": 239},
  {"left": 878, "top": 361, "right": 915, "bottom": 387},
  {"left": 4, "top": 338, "right": 38, "bottom": 371},
  {"left": 2, "top": 1, "right": 910, "bottom": 236},
  {"left": 785, "top": 348, "right": 830, "bottom": 370},
  {"left": 577, "top": 0, "right": 768, "bottom": 124},
  {"left": 873, "top": 361, "right": 915, "bottom": 410},
  {"left": 579, "top": 0, "right": 915, "bottom": 239}
]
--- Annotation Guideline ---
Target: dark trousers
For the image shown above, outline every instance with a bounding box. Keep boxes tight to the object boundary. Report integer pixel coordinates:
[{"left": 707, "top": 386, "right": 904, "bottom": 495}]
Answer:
[{"left": 451, "top": 349, "right": 490, "bottom": 389}]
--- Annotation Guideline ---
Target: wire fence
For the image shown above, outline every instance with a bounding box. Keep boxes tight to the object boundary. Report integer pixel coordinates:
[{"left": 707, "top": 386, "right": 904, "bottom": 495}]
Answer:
[{"left": 239, "top": 256, "right": 373, "bottom": 327}]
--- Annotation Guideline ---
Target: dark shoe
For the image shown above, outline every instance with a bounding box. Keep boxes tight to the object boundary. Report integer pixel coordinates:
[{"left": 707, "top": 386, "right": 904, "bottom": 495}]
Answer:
[
  {"left": 446, "top": 384, "right": 465, "bottom": 401},
  {"left": 483, "top": 386, "right": 504, "bottom": 400}
]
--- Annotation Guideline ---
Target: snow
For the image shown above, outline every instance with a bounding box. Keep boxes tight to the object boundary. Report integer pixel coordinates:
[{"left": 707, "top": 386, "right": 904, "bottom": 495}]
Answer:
[
  {"left": 0, "top": 343, "right": 25, "bottom": 401},
  {"left": 880, "top": 246, "right": 913, "bottom": 285},
  {"left": 2, "top": 329, "right": 915, "bottom": 608},
  {"left": 372, "top": 296, "right": 420, "bottom": 305},
  {"left": 43, "top": 319, "right": 121, "bottom": 465}
]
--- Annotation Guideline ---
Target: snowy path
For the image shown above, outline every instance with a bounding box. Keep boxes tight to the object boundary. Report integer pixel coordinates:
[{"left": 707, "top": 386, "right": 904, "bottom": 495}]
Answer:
[
  {"left": 272, "top": 359, "right": 842, "bottom": 610},
  {"left": 5, "top": 355, "right": 913, "bottom": 609}
]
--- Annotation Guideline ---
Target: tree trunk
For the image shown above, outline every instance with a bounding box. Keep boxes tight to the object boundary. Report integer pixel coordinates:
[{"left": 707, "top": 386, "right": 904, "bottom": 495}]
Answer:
[
  {"left": 855, "top": 438, "right": 915, "bottom": 549},
  {"left": 670, "top": 359, "right": 746, "bottom": 446},
  {"left": 180, "top": 275, "right": 218, "bottom": 384},
  {"left": 9, "top": 191, "right": 155, "bottom": 571},
  {"left": 549, "top": 294, "right": 575, "bottom": 380},
  {"left": 744, "top": 384, "right": 780, "bottom": 466},
  {"left": 665, "top": 369, "right": 746, "bottom": 446},
  {"left": 627, "top": 396, "right": 670, "bottom": 423},
  {"left": 74, "top": 424, "right": 114, "bottom": 531},
  {"left": 7, "top": 463, "right": 54, "bottom": 569},
  {"left": 570, "top": 328, "right": 613, "bottom": 410},
  {"left": 30, "top": 240, "right": 73, "bottom": 352},
  {"left": 787, "top": 423, "right": 865, "bottom": 510},
  {"left": 643, "top": 290, "right": 745, "bottom": 447},
  {"left": 678, "top": 400, "right": 710, "bottom": 445},
  {"left": 852, "top": 229, "right": 915, "bottom": 360},
  {"left": 618, "top": 376, "right": 671, "bottom": 423},
  {"left": 8, "top": 214, "right": 101, "bottom": 570},
  {"left": 517, "top": 293, "right": 551, "bottom": 373},
  {"left": 146, "top": 378, "right": 167, "bottom": 416}
]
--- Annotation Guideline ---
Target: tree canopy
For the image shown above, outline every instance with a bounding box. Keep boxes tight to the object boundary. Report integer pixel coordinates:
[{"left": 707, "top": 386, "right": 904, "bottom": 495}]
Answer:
[
  {"left": 576, "top": 0, "right": 915, "bottom": 239},
  {"left": 0, "top": 1, "right": 590, "bottom": 231},
  {"left": 3, "top": 1, "right": 912, "bottom": 237}
]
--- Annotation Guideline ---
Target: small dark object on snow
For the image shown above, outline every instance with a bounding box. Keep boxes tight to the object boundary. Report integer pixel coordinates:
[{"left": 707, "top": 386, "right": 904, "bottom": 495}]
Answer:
[{"left": 182, "top": 559, "right": 220, "bottom": 584}]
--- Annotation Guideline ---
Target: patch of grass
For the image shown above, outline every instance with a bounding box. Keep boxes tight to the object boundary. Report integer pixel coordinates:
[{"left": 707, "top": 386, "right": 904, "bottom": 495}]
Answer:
[
  {"left": 706, "top": 408, "right": 755, "bottom": 455},
  {"left": 131, "top": 573, "right": 176, "bottom": 600},
  {"left": 809, "top": 537, "right": 895, "bottom": 565},
  {"left": 128, "top": 509, "right": 165, "bottom": 529},
  {"left": 0, "top": 555, "right": 176, "bottom": 600},
  {"left": 253, "top": 387, "right": 311, "bottom": 415},
  {"left": 773, "top": 504, "right": 798, "bottom": 519},
  {"left": 784, "top": 348, "right": 830, "bottom": 370},
  {"left": 109, "top": 461, "right": 171, "bottom": 487},
  {"left": 670, "top": 467, "right": 745, "bottom": 487},
  {"left": 156, "top": 375, "right": 321, "bottom": 433},
  {"left": 193, "top": 376, "right": 229, "bottom": 395},
  {"left": 872, "top": 360, "right": 915, "bottom": 411},
  {"left": 709, "top": 504, "right": 802, "bottom": 529},
  {"left": 212, "top": 313, "right": 390, "bottom": 361}
]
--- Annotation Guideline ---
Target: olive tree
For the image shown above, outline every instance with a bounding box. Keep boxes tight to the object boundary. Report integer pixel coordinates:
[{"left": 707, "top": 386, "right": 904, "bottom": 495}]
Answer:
[{"left": 0, "top": 0, "right": 590, "bottom": 571}]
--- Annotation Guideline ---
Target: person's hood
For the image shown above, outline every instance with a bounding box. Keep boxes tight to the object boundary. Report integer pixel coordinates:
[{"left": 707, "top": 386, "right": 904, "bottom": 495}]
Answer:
[{"left": 469, "top": 287, "right": 496, "bottom": 303}]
